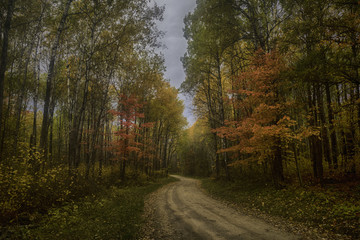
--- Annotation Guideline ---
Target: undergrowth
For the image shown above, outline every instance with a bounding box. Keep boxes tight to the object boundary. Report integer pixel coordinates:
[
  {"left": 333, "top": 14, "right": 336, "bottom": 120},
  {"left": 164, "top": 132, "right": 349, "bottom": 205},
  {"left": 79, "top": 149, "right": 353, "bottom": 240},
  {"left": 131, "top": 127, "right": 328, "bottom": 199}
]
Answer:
[
  {"left": 201, "top": 178, "right": 360, "bottom": 239},
  {"left": 2, "top": 176, "right": 176, "bottom": 239}
]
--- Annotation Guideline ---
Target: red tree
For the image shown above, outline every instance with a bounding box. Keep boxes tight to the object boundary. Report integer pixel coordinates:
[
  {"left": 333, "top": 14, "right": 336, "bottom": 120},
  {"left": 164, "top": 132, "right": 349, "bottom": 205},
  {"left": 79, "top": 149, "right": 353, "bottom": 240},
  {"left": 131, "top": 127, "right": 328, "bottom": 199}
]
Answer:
[{"left": 109, "top": 94, "right": 146, "bottom": 180}]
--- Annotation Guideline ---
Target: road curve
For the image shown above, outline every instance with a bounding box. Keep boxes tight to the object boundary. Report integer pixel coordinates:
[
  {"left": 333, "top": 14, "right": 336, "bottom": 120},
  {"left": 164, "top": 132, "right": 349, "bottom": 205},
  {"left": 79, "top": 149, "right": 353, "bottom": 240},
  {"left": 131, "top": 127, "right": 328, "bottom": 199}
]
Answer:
[{"left": 142, "top": 175, "right": 300, "bottom": 240}]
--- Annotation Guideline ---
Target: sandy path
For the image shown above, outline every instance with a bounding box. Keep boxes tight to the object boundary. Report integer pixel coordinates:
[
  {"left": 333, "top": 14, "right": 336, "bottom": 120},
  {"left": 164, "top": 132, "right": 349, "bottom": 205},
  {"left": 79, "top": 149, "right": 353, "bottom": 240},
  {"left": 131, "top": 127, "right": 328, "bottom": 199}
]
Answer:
[{"left": 140, "top": 175, "right": 300, "bottom": 240}]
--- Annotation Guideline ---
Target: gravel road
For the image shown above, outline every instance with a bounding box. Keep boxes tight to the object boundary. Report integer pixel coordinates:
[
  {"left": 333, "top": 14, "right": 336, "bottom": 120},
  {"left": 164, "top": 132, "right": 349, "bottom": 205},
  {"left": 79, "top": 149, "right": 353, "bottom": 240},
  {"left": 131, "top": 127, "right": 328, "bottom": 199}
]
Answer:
[{"left": 140, "top": 175, "right": 301, "bottom": 240}]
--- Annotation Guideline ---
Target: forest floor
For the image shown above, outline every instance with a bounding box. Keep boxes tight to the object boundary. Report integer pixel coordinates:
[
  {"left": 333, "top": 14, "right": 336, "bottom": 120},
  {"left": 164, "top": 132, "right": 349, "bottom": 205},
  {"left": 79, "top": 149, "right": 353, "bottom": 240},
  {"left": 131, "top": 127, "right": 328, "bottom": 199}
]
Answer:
[
  {"left": 201, "top": 177, "right": 359, "bottom": 240},
  {"left": 140, "top": 175, "right": 301, "bottom": 240},
  {"left": 1, "top": 177, "right": 176, "bottom": 240}
]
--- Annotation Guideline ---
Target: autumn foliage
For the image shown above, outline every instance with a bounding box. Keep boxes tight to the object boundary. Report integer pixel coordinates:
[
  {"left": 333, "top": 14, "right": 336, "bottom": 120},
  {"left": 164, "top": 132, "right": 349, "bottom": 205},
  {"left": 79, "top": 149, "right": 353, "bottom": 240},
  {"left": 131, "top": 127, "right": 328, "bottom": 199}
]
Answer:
[
  {"left": 0, "top": 0, "right": 188, "bottom": 230},
  {"left": 109, "top": 95, "right": 144, "bottom": 160},
  {"left": 183, "top": 0, "right": 360, "bottom": 194},
  {"left": 213, "top": 52, "right": 292, "bottom": 182},
  {"left": 108, "top": 94, "right": 155, "bottom": 179}
]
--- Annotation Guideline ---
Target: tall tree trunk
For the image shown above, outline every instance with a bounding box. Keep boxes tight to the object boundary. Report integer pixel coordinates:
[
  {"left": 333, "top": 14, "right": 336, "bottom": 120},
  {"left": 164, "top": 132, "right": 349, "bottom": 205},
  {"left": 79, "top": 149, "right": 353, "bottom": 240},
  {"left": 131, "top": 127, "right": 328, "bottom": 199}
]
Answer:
[
  {"left": 85, "top": 115, "right": 91, "bottom": 179},
  {"left": 308, "top": 84, "right": 323, "bottom": 182},
  {"left": 15, "top": 3, "right": 45, "bottom": 153},
  {"left": 212, "top": 132, "right": 220, "bottom": 179},
  {"left": 0, "top": 0, "right": 15, "bottom": 159},
  {"left": 272, "top": 137, "right": 284, "bottom": 188},
  {"left": 356, "top": 84, "right": 360, "bottom": 140},
  {"left": 31, "top": 41, "right": 41, "bottom": 149},
  {"left": 99, "top": 123, "right": 104, "bottom": 177},
  {"left": 13, "top": 56, "right": 31, "bottom": 153},
  {"left": 0, "top": 61, "right": 15, "bottom": 158},
  {"left": 336, "top": 84, "right": 348, "bottom": 168},
  {"left": 325, "top": 82, "right": 338, "bottom": 169},
  {"left": 314, "top": 84, "right": 324, "bottom": 182},
  {"left": 90, "top": 73, "right": 111, "bottom": 177},
  {"left": 69, "top": 60, "right": 90, "bottom": 170},
  {"left": 348, "top": 86, "right": 356, "bottom": 174},
  {"left": 58, "top": 114, "right": 62, "bottom": 157},
  {"left": 216, "top": 56, "right": 230, "bottom": 180},
  {"left": 49, "top": 101, "right": 55, "bottom": 164},
  {"left": 121, "top": 124, "right": 129, "bottom": 181},
  {"left": 351, "top": 29, "right": 360, "bottom": 131},
  {"left": 40, "top": 0, "right": 73, "bottom": 152},
  {"left": 162, "top": 129, "right": 169, "bottom": 169},
  {"left": 317, "top": 84, "right": 331, "bottom": 169},
  {"left": 272, "top": 88, "right": 284, "bottom": 187},
  {"left": 154, "top": 120, "right": 163, "bottom": 171},
  {"left": 1, "top": 91, "right": 12, "bottom": 157},
  {"left": 293, "top": 143, "right": 303, "bottom": 186},
  {"left": 105, "top": 119, "right": 112, "bottom": 168},
  {"left": 204, "top": 73, "right": 220, "bottom": 179}
]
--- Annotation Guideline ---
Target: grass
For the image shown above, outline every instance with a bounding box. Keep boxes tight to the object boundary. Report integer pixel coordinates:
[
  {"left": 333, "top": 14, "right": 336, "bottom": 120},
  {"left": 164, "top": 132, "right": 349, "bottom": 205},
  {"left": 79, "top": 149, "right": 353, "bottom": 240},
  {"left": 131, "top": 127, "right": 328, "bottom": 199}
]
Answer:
[
  {"left": 4, "top": 176, "right": 177, "bottom": 240},
  {"left": 201, "top": 177, "right": 360, "bottom": 239}
]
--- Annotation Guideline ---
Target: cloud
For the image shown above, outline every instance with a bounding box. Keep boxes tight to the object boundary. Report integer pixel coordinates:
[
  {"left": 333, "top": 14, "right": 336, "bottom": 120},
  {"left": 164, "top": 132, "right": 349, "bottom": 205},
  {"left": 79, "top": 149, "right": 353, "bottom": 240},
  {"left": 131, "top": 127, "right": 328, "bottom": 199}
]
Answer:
[{"left": 154, "top": 0, "right": 197, "bottom": 125}]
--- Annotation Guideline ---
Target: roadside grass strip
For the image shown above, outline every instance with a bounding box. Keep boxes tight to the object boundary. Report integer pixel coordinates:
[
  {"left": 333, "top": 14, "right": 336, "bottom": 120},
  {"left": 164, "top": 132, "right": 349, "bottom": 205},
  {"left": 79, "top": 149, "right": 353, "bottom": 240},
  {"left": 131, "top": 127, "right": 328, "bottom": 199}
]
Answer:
[
  {"left": 201, "top": 178, "right": 360, "bottom": 239},
  {"left": 6, "top": 177, "right": 177, "bottom": 240}
]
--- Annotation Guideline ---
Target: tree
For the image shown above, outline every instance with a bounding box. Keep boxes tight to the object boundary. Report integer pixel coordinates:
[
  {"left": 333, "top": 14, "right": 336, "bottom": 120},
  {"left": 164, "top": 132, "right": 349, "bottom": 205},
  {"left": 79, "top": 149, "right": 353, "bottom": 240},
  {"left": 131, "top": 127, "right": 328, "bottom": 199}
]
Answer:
[
  {"left": 215, "top": 51, "right": 291, "bottom": 186},
  {"left": 40, "top": 0, "right": 73, "bottom": 155},
  {"left": 181, "top": 0, "right": 360, "bottom": 185},
  {"left": 0, "top": 0, "right": 16, "bottom": 159},
  {"left": 182, "top": 0, "right": 240, "bottom": 179},
  {"left": 109, "top": 94, "right": 144, "bottom": 180},
  {"left": 178, "top": 118, "right": 213, "bottom": 177},
  {"left": 148, "top": 83, "right": 187, "bottom": 173}
]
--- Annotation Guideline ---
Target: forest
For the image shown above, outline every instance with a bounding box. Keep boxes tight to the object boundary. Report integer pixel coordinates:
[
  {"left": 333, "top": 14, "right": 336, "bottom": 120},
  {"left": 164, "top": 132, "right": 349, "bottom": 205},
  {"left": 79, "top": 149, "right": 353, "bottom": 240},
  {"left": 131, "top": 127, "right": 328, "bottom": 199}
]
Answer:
[
  {"left": 0, "top": 0, "right": 187, "bottom": 231},
  {"left": 0, "top": 0, "right": 360, "bottom": 239},
  {"left": 179, "top": 0, "right": 360, "bottom": 185},
  {"left": 177, "top": 0, "right": 360, "bottom": 237}
]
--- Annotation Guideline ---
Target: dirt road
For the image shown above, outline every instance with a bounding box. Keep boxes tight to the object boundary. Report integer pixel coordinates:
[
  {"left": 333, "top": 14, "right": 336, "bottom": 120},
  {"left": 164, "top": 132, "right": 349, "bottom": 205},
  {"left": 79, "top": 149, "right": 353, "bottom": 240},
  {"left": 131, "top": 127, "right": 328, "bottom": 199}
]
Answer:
[{"left": 141, "top": 175, "right": 300, "bottom": 240}]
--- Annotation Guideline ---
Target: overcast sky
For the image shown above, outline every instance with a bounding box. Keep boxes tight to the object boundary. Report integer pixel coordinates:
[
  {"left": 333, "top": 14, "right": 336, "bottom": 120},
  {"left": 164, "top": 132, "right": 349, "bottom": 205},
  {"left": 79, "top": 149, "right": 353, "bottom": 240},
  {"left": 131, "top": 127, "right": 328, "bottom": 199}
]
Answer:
[{"left": 154, "top": 0, "right": 197, "bottom": 126}]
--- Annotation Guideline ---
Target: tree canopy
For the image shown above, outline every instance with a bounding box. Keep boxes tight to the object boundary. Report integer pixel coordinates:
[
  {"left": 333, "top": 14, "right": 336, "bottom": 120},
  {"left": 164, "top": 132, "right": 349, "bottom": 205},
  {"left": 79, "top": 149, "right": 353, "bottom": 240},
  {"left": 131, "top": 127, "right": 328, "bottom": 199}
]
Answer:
[
  {"left": 0, "top": 0, "right": 187, "bottom": 225},
  {"left": 181, "top": 0, "right": 360, "bottom": 187}
]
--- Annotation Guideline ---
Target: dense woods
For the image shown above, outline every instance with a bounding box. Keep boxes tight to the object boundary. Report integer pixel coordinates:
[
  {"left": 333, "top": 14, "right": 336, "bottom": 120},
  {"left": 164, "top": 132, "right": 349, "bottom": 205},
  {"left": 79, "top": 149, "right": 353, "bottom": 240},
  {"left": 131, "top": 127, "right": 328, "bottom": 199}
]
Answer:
[
  {"left": 181, "top": 0, "right": 360, "bottom": 186},
  {"left": 1, "top": 0, "right": 360, "bottom": 238},
  {"left": 179, "top": 2, "right": 360, "bottom": 235},
  {"left": 0, "top": 0, "right": 186, "bottom": 225}
]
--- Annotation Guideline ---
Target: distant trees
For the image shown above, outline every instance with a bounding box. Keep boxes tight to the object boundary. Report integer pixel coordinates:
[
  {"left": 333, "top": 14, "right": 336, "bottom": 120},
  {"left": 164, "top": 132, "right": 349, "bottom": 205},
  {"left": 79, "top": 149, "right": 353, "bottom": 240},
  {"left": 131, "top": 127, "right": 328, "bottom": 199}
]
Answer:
[
  {"left": 181, "top": 0, "right": 360, "bottom": 185},
  {"left": 178, "top": 119, "right": 213, "bottom": 177}
]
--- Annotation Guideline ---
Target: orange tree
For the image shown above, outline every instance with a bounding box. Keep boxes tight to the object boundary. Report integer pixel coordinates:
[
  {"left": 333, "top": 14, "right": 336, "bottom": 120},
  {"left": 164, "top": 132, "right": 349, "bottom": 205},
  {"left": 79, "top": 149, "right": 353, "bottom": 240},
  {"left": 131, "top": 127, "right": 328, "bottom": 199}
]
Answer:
[{"left": 215, "top": 51, "right": 295, "bottom": 186}]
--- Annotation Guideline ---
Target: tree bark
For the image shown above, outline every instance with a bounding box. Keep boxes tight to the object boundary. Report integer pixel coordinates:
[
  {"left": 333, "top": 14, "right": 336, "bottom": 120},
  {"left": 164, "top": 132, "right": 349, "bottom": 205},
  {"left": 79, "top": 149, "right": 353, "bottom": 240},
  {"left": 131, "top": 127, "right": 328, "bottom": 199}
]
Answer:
[
  {"left": 293, "top": 143, "right": 303, "bottom": 186},
  {"left": 31, "top": 40, "right": 41, "bottom": 149},
  {"left": 216, "top": 55, "right": 230, "bottom": 181},
  {"left": 13, "top": 55, "right": 30, "bottom": 153},
  {"left": 317, "top": 84, "right": 331, "bottom": 170},
  {"left": 272, "top": 137, "right": 284, "bottom": 188},
  {"left": 325, "top": 82, "right": 338, "bottom": 169},
  {"left": 40, "top": 0, "right": 73, "bottom": 152},
  {"left": 0, "top": 0, "right": 16, "bottom": 159},
  {"left": 308, "top": 84, "right": 323, "bottom": 182},
  {"left": 162, "top": 129, "right": 169, "bottom": 169}
]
